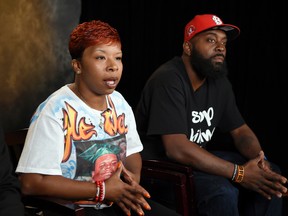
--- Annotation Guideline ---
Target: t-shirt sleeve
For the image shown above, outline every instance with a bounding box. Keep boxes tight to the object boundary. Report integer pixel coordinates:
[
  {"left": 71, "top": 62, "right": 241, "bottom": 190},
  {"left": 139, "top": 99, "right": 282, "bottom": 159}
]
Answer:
[
  {"left": 126, "top": 107, "right": 143, "bottom": 156},
  {"left": 115, "top": 93, "right": 143, "bottom": 156},
  {"left": 16, "top": 109, "right": 64, "bottom": 175},
  {"left": 143, "top": 70, "right": 189, "bottom": 136},
  {"left": 217, "top": 78, "right": 245, "bottom": 132}
]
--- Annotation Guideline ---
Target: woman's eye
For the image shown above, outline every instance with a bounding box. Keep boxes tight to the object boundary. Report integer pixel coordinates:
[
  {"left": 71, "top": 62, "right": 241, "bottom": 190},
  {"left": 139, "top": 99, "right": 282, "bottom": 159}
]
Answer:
[{"left": 96, "top": 56, "right": 105, "bottom": 60}]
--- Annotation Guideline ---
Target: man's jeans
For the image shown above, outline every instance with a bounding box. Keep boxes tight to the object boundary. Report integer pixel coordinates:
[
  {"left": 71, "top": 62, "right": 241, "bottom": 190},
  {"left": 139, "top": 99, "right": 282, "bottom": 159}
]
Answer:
[{"left": 193, "top": 151, "right": 283, "bottom": 216}]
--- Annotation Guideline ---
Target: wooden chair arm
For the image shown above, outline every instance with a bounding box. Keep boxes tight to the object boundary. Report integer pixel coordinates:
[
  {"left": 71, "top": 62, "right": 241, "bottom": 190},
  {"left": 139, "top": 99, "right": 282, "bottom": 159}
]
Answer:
[
  {"left": 141, "top": 159, "right": 197, "bottom": 216},
  {"left": 23, "top": 196, "right": 85, "bottom": 216},
  {"left": 142, "top": 159, "right": 194, "bottom": 175},
  {"left": 141, "top": 165, "right": 189, "bottom": 215}
]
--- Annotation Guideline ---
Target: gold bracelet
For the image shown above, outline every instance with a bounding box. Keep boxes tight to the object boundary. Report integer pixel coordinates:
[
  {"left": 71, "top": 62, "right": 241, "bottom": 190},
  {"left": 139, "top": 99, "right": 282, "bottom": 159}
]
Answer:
[{"left": 234, "top": 165, "right": 244, "bottom": 183}]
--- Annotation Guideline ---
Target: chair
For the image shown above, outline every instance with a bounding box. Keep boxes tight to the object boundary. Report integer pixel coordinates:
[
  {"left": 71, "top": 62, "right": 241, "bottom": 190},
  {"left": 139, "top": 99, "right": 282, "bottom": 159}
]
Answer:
[
  {"left": 5, "top": 128, "right": 85, "bottom": 216},
  {"left": 141, "top": 159, "right": 197, "bottom": 216}
]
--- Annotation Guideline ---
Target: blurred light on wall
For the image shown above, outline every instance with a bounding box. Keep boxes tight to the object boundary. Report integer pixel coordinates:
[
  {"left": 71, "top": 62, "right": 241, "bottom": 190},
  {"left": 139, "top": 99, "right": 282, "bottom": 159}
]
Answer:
[{"left": 0, "top": 0, "right": 81, "bottom": 130}]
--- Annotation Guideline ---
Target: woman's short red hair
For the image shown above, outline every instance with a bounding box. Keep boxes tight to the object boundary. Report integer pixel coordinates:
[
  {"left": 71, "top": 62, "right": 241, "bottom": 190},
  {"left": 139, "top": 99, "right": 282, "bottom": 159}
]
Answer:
[{"left": 68, "top": 20, "right": 121, "bottom": 59}]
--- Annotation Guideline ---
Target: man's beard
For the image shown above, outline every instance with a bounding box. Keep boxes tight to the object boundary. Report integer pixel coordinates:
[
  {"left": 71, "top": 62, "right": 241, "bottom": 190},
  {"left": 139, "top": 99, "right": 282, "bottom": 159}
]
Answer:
[{"left": 190, "top": 48, "right": 228, "bottom": 79}]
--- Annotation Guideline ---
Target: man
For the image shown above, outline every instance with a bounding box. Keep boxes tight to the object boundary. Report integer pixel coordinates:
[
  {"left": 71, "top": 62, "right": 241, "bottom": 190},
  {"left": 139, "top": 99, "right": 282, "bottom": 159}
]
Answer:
[{"left": 135, "top": 14, "right": 287, "bottom": 215}]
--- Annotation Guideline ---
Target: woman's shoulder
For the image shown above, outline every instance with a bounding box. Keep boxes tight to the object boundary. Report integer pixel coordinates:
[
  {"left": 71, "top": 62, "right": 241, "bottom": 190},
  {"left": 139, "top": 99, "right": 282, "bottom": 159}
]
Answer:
[
  {"left": 32, "top": 85, "right": 73, "bottom": 116},
  {"left": 109, "top": 91, "right": 132, "bottom": 111}
]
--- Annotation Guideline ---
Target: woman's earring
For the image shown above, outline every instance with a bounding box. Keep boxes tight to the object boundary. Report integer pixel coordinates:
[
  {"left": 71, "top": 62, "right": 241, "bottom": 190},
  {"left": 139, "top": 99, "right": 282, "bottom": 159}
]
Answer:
[{"left": 76, "top": 70, "right": 81, "bottom": 74}]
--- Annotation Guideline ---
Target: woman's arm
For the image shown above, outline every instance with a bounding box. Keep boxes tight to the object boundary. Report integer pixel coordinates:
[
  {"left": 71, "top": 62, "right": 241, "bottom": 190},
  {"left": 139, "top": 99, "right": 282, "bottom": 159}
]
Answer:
[{"left": 123, "top": 152, "right": 142, "bottom": 183}]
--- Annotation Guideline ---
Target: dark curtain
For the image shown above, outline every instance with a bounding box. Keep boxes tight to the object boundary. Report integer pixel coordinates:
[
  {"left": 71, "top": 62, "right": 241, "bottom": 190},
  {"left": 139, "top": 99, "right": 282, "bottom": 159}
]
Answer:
[{"left": 80, "top": 0, "right": 288, "bottom": 176}]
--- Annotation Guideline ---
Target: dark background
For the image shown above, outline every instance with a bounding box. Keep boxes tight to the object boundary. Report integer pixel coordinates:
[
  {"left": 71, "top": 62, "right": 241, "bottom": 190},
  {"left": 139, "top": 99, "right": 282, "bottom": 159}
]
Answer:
[
  {"left": 79, "top": 1, "right": 288, "bottom": 176},
  {"left": 1, "top": 0, "right": 285, "bottom": 179}
]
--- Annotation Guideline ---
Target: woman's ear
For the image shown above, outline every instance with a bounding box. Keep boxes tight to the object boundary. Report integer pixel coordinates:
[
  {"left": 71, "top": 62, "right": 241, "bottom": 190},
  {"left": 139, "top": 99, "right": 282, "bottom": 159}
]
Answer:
[{"left": 71, "top": 59, "right": 81, "bottom": 74}]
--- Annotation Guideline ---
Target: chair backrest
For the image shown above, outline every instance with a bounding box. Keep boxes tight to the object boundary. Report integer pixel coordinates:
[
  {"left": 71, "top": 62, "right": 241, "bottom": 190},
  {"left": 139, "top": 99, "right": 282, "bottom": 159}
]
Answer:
[
  {"left": 4, "top": 128, "right": 86, "bottom": 216},
  {"left": 141, "top": 159, "right": 197, "bottom": 216},
  {"left": 5, "top": 128, "right": 28, "bottom": 171}
]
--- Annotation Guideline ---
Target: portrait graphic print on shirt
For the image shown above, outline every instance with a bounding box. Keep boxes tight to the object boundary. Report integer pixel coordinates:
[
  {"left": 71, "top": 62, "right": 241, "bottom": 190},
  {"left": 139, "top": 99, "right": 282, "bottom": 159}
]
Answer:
[
  {"left": 60, "top": 95, "right": 128, "bottom": 181},
  {"left": 74, "top": 135, "right": 126, "bottom": 182}
]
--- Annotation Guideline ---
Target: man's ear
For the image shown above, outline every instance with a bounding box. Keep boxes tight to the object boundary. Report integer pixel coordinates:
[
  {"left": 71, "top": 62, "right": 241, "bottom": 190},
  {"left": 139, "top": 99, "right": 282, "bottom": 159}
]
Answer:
[{"left": 183, "top": 41, "right": 191, "bottom": 56}]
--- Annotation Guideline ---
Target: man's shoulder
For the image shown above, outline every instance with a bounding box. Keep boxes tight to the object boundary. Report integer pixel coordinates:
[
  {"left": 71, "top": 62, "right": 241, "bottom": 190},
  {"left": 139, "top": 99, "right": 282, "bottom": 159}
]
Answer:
[
  {"left": 151, "top": 56, "right": 185, "bottom": 80},
  {"left": 158, "top": 56, "right": 183, "bottom": 70}
]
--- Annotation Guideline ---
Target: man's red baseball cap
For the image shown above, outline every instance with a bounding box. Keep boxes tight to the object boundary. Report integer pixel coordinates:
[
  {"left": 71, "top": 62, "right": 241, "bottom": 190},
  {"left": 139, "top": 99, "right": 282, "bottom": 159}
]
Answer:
[{"left": 184, "top": 14, "right": 240, "bottom": 42}]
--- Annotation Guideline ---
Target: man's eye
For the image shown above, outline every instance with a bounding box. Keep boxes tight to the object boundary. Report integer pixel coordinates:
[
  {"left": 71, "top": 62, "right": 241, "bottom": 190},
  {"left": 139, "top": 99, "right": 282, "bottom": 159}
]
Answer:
[{"left": 208, "top": 38, "right": 215, "bottom": 43}]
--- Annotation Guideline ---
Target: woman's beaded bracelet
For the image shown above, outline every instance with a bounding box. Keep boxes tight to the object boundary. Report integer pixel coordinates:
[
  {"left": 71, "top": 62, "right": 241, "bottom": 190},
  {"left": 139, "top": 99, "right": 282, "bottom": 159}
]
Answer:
[
  {"left": 94, "top": 181, "right": 105, "bottom": 202},
  {"left": 99, "top": 181, "right": 105, "bottom": 202}
]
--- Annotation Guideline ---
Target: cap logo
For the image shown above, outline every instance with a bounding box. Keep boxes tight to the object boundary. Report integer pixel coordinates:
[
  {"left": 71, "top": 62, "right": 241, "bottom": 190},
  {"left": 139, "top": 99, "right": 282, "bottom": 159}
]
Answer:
[
  {"left": 187, "top": 25, "right": 195, "bottom": 38},
  {"left": 212, "top": 15, "right": 223, "bottom": 25}
]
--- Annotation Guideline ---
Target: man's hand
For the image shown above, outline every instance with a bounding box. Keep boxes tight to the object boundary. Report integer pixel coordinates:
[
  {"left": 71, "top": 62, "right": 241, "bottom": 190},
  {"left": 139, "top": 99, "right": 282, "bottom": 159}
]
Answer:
[{"left": 240, "top": 152, "right": 287, "bottom": 200}]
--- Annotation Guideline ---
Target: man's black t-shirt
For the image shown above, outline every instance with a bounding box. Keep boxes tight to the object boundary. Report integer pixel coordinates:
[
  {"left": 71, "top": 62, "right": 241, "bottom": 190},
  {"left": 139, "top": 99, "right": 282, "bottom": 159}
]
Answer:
[{"left": 135, "top": 56, "right": 244, "bottom": 160}]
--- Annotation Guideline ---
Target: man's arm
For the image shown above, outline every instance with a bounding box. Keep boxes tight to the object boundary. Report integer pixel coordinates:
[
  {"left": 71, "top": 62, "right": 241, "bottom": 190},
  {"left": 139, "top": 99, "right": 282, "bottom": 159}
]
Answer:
[
  {"left": 230, "top": 124, "right": 262, "bottom": 159},
  {"left": 161, "top": 131, "right": 287, "bottom": 199},
  {"left": 162, "top": 133, "right": 235, "bottom": 178}
]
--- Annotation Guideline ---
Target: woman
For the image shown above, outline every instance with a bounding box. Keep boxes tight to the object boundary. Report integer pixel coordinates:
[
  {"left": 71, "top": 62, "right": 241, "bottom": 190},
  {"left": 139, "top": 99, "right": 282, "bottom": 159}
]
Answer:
[{"left": 16, "top": 20, "right": 180, "bottom": 216}]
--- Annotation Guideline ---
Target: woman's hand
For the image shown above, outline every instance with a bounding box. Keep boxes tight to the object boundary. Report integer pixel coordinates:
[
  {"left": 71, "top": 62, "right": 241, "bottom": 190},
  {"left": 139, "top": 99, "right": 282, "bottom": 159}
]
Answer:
[{"left": 104, "top": 162, "right": 151, "bottom": 215}]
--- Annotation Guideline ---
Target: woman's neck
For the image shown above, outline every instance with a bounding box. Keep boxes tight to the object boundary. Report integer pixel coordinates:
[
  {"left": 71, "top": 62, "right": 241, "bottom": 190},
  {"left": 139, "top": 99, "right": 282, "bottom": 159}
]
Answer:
[{"left": 70, "top": 83, "right": 107, "bottom": 111}]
